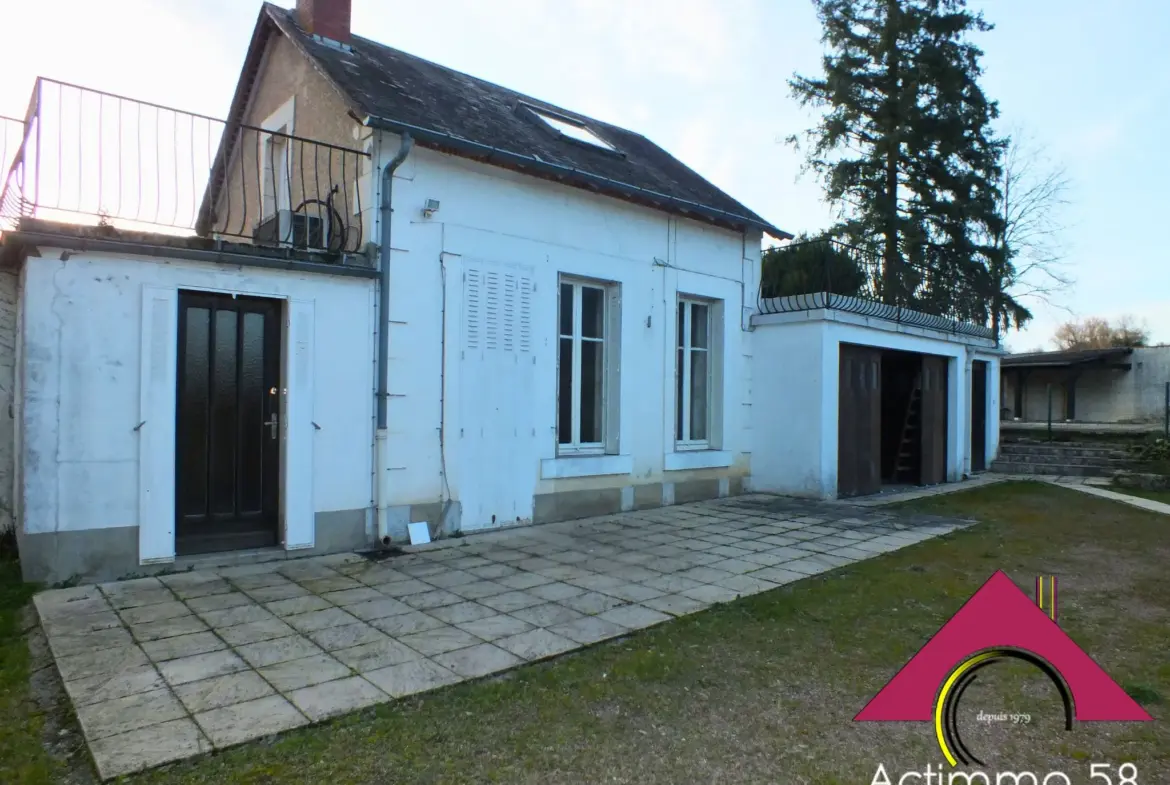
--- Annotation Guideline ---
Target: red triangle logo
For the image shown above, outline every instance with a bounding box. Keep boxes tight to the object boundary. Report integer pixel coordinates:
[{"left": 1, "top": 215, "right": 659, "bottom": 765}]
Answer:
[{"left": 855, "top": 571, "right": 1152, "bottom": 722}]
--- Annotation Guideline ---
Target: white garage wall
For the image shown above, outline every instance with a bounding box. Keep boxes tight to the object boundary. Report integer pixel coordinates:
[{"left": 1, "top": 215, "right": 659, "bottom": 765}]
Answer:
[{"left": 751, "top": 310, "right": 1001, "bottom": 498}]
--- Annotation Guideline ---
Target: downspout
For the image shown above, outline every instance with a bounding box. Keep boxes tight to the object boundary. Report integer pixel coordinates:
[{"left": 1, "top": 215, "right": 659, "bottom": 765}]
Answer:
[{"left": 375, "top": 132, "right": 414, "bottom": 546}]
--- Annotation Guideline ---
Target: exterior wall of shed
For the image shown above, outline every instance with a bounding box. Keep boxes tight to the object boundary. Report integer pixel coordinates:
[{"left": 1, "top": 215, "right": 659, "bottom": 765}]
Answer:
[
  {"left": 1002, "top": 348, "right": 1170, "bottom": 424},
  {"left": 210, "top": 34, "right": 376, "bottom": 248},
  {"left": 750, "top": 311, "right": 1000, "bottom": 499},
  {"left": 374, "top": 137, "right": 759, "bottom": 537},
  {"left": 0, "top": 265, "right": 16, "bottom": 534},
  {"left": 14, "top": 248, "right": 376, "bottom": 583}
]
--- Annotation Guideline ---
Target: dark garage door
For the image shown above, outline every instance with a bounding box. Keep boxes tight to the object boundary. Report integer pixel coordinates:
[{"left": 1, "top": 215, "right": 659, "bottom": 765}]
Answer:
[{"left": 838, "top": 344, "right": 882, "bottom": 498}]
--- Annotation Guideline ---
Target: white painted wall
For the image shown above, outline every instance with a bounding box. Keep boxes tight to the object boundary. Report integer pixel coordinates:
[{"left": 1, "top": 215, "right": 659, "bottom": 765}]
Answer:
[
  {"left": 376, "top": 137, "right": 759, "bottom": 530},
  {"left": 0, "top": 265, "right": 15, "bottom": 534},
  {"left": 19, "top": 251, "right": 375, "bottom": 551},
  {"left": 749, "top": 320, "right": 830, "bottom": 497},
  {"left": 750, "top": 310, "right": 1001, "bottom": 498}
]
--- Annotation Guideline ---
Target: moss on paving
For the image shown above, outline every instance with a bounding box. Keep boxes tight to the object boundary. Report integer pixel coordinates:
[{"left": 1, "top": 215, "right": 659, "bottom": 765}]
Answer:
[{"left": 4, "top": 482, "right": 1169, "bottom": 783}]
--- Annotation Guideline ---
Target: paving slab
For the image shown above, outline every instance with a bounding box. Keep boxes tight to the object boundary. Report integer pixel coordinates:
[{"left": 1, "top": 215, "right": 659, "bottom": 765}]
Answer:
[
  {"left": 364, "top": 659, "right": 462, "bottom": 698},
  {"left": 159, "top": 650, "right": 249, "bottom": 687},
  {"left": 235, "top": 635, "right": 325, "bottom": 668},
  {"left": 173, "top": 671, "right": 275, "bottom": 713},
  {"left": 88, "top": 718, "right": 212, "bottom": 780},
  {"left": 495, "top": 628, "right": 579, "bottom": 661},
  {"left": 398, "top": 625, "right": 484, "bottom": 656},
  {"left": 64, "top": 664, "right": 166, "bottom": 708},
  {"left": 258, "top": 653, "right": 351, "bottom": 692},
  {"left": 307, "top": 622, "right": 388, "bottom": 651},
  {"left": 332, "top": 638, "right": 422, "bottom": 672},
  {"left": 289, "top": 676, "right": 387, "bottom": 721},
  {"left": 432, "top": 643, "right": 523, "bottom": 678},
  {"left": 194, "top": 695, "right": 307, "bottom": 748},
  {"left": 454, "top": 614, "right": 533, "bottom": 641},
  {"left": 75, "top": 688, "right": 187, "bottom": 740},
  {"left": 35, "top": 493, "right": 972, "bottom": 778},
  {"left": 141, "top": 631, "right": 226, "bottom": 662}
]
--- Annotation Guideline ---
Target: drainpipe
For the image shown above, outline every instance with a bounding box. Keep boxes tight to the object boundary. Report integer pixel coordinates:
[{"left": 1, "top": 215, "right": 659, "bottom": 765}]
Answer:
[{"left": 375, "top": 132, "right": 414, "bottom": 546}]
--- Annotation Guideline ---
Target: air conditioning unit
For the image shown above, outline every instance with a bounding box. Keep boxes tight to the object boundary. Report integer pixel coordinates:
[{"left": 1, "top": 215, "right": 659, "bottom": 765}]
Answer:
[{"left": 253, "top": 210, "right": 325, "bottom": 250}]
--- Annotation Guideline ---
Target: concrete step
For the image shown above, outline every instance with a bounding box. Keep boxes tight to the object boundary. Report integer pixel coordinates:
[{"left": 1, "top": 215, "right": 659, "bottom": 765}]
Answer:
[
  {"left": 996, "top": 454, "right": 1133, "bottom": 468},
  {"left": 999, "top": 443, "right": 1132, "bottom": 459},
  {"left": 990, "top": 460, "right": 1119, "bottom": 477}
]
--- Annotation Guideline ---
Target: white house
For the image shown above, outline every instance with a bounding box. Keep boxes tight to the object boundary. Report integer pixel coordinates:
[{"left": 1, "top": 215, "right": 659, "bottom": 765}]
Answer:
[{"left": 0, "top": 0, "right": 1001, "bottom": 584}]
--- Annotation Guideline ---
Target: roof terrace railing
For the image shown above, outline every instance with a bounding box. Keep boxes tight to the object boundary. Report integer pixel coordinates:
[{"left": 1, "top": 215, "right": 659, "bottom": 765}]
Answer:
[
  {"left": 1, "top": 78, "right": 371, "bottom": 256},
  {"left": 757, "top": 237, "right": 997, "bottom": 342}
]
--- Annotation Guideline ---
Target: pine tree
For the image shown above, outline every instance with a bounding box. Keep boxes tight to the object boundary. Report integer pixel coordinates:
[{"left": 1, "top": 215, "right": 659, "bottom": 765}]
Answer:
[{"left": 790, "top": 0, "right": 1017, "bottom": 332}]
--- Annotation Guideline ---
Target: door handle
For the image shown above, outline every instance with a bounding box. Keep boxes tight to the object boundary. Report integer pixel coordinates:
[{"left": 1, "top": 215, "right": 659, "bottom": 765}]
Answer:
[{"left": 264, "top": 414, "right": 279, "bottom": 440}]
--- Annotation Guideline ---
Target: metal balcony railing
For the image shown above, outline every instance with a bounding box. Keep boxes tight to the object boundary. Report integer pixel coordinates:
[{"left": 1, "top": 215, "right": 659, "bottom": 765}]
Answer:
[
  {"left": 1, "top": 78, "right": 371, "bottom": 256},
  {"left": 758, "top": 237, "right": 997, "bottom": 341}
]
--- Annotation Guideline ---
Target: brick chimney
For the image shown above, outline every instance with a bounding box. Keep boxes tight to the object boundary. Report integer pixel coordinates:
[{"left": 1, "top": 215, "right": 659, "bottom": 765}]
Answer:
[{"left": 296, "top": 0, "right": 351, "bottom": 45}]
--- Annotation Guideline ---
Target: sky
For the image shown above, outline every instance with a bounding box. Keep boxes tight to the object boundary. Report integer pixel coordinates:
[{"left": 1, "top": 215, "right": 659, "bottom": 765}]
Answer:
[{"left": 2, "top": 0, "right": 1168, "bottom": 351}]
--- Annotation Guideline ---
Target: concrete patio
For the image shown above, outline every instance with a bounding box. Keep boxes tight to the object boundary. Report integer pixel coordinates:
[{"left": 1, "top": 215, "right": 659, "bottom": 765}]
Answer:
[{"left": 33, "top": 494, "right": 970, "bottom": 780}]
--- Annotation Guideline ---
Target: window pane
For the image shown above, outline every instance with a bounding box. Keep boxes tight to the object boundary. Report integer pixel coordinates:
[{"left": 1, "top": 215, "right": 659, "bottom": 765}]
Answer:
[
  {"left": 559, "top": 283, "right": 573, "bottom": 336},
  {"left": 691, "top": 303, "right": 709, "bottom": 349},
  {"left": 678, "top": 303, "right": 686, "bottom": 349},
  {"left": 581, "top": 286, "right": 604, "bottom": 339},
  {"left": 210, "top": 309, "right": 238, "bottom": 516},
  {"left": 181, "top": 307, "right": 210, "bottom": 517},
  {"left": 690, "top": 349, "right": 708, "bottom": 441},
  {"left": 580, "top": 340, "right": 604, "bottom": 443},
  {"left": 676, "top": 347, "right": 685, "bottom": 440},
  {"left": 558, "top": 337, "right": 573, "bottom": 444}
]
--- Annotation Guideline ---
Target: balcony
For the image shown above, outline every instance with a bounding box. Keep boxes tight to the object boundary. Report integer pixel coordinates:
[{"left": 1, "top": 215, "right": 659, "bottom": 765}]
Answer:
[
  {"left": 1, "top": 79, "right": 371, "bottom": 259},
  {"left": 757, "top": 237, "right": 997, "bottom": 342}
]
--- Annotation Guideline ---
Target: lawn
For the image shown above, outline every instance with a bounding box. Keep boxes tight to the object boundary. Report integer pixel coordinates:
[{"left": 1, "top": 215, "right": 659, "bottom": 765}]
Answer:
[{"left": 2, "top": 481, "right": 1168, "bottom": 784}]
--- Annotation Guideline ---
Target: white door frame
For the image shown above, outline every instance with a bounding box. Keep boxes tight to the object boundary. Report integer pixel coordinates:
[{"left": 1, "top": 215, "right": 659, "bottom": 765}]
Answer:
[{"left": 137, "top": 284, "right": 316, "bottom": 563}]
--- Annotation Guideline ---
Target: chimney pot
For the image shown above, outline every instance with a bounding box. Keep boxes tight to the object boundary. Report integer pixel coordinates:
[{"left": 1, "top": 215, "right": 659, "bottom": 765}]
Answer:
[{"left": 296, "top": 0, "right": 351, "bottom": 45}]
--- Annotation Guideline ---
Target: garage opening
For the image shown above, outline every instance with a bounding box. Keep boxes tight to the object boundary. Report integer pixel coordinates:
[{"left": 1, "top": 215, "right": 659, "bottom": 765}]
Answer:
[{"left": 838, "top": 344, "right": 948, "bottom": 498}]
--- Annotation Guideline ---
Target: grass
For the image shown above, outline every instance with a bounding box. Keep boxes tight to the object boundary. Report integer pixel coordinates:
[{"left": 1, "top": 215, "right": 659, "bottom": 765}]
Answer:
[
  {"left": 2, "top": 482, "right": 1168, "bottom": 783},
  {"left": 0, "top": 534, "right": 58, "bottom": 784}
]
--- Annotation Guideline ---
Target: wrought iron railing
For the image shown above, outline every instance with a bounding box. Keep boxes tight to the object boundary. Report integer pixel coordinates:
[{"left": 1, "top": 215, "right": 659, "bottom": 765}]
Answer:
[
  {"left": 0, "top": 78, "right": 370, "bottom": 255},
  {"left": 758, "top": 237, "right": 997, "bottom": 341}
]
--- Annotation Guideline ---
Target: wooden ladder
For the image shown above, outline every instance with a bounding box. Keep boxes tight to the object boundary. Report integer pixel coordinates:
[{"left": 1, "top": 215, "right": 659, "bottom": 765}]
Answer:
[{"left": 894, "top": 371, "right": 923, "bottom": 482}]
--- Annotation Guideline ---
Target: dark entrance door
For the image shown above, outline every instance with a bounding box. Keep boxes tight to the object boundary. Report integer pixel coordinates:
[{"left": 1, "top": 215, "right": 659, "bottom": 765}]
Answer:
[
  {"left": 971, "top": 361, "right": 988, "bottom": 472},
  {"left": 838, "top": 344, "right": 882, "bottom": 498},
  {"left": 920, "top": 355, "right": 949, "bottom": 485},
  {"left": 176, "top": 291, "right": 282, "bottom": 555}
]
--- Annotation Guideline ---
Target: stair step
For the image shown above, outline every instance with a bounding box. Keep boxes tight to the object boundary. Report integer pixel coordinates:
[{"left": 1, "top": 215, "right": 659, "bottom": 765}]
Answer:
[{"left": 989, "top": 460, "right": 1119, "bottom": 477}]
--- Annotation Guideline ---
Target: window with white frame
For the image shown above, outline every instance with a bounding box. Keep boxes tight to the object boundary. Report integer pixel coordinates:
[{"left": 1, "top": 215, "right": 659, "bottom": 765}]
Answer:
[
  {"left": 558, "top": 277, "right": 620, "bottom": 454},
  {"left": 676, "top": 297, "right": 713, "bottom": 448},
  {"left": 261, "top": 132, "right": 290, "bottom": 219}
]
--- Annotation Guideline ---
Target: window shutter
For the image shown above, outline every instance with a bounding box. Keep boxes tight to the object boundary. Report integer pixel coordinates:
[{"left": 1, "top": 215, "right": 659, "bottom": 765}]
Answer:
[
  {"left": 709, "top": 299, "right": 726, "bottom": 450},
  {"left": 605, "top": 285, "right": 622, "bottom": 455},
  {"left": 502, "top": 272, "right": 517, "bottom": 352},
  {"left": 464, "top": 267, "right": 482, "bottom": 350},
  {"left": 484, "top": 269, "right": 501, "bottom": 350},
  {"left": 518, "top": 275, "right": 533, "bottom": 353}
]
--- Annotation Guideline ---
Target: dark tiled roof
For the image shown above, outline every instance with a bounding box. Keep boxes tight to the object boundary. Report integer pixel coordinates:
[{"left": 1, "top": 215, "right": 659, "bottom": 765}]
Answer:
[
  {"left": 1002, "top": 347, "right": 1135, "bottom": 368},
  {"left": 259, "top": 4, "right": 787, "bottom": 238}
]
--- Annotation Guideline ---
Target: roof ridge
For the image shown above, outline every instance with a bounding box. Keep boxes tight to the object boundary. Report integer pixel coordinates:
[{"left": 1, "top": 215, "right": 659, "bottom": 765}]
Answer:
[{"left": 259, "top": 2, "right": 787, "bottom": 238}]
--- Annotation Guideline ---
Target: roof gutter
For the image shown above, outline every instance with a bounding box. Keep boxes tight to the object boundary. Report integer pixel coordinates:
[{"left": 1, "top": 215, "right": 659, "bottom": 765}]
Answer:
[
  {"left": 375, "top": 132, "right": 414, "bottom": 547},
  {"left": 362, "top": 114, "right": 791, "bottom": 240}
]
